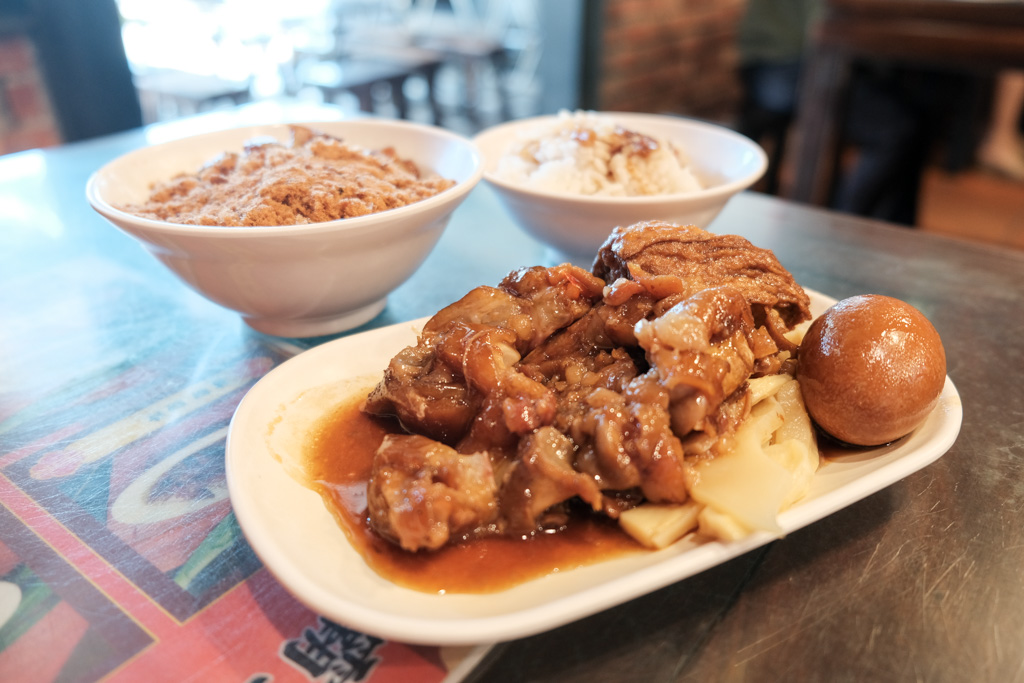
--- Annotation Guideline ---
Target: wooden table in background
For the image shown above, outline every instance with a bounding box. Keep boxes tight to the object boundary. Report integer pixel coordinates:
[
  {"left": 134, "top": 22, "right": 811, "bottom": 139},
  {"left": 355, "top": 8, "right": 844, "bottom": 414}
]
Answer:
[{"left": 1, "top": 104, "right": 1023, "bottom": 682}]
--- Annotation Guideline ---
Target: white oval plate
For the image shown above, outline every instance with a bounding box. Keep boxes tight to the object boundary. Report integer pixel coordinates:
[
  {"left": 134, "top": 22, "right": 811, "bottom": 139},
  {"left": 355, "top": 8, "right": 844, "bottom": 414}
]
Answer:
[{"left": 226, "top": 290, "right": 963, "bottom": 646}]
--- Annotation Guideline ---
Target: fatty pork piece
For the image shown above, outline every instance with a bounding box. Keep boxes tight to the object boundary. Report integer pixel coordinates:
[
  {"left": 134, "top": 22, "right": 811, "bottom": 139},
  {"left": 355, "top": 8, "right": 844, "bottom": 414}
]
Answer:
[
  {"left": 500, "top": 426, "right": 604, "bottom": 534},
  {"left": 509, "top": 286, "right": 766, "bottom": 531},
  {"left": 363, "top": 263, "right": 604, "bottom": 446},
  {"left": 593, "top": 220, "right": 811, "bottom": 349},
  {"left": 549, "top": 288, "right": 759, "bottom": 501},
  {"left": 633, "top": 286, "right": 761, "bottom": 453},
  {"left": 368, "top": 434, "right": 498, "bottom": 551}
]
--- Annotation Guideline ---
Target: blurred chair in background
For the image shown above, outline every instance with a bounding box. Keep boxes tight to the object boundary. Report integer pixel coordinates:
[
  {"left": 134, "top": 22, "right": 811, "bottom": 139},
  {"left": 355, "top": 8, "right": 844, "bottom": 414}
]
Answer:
[
  {"left": 134, "top": 69, "right": 252, "bottom": 123},
  {"left": 282, "top": 1, "right": 447, "bottom": 123},
  {"left": 289, "top": 51, "right": 444, "bottom": 122},
  {"left": 111, "top": 0, "right": 541, "bottom": 133},
  {"left": 735, "top": 0, "right": 818, "bottom": 196},
  {"left": 976, "top": 69, "right": 1024, "bottom": 181},
  {"left": 28, "top": 0, "right": 142, "bottom": 142},
  {"left": 323, "top": 0, "right": 530, "bottom": 131},
  {"left": 789, "top": 0, "right": 1024, "bottom": 225},
  {"left": 830, "top": 64, "right": 972, "bottom": 226},
  {"left": 737, "top": 0, "right": 977, "bottom": 225}
]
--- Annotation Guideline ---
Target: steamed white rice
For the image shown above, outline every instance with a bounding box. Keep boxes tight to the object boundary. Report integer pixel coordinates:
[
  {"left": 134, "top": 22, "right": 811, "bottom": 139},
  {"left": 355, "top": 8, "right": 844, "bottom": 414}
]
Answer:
[{"left": 494, "top": 110, "right": 704, "bottom": 197}]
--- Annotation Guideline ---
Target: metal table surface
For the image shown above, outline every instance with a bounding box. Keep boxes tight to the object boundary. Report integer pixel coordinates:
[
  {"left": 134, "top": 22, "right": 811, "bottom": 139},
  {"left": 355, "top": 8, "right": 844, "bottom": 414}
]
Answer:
[{"left": 1, "top": 107, "right": 1021, "bottom": 683}]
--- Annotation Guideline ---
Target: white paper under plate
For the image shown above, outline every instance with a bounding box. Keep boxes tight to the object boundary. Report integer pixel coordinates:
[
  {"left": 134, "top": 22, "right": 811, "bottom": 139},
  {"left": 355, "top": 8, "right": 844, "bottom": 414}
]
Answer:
[{"left": 225, "top": 289, "right": 963, "bottom": 646}]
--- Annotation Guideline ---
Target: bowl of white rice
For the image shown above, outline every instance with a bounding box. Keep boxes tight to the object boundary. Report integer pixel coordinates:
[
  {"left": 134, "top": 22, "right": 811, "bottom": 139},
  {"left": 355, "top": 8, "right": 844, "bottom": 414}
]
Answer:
[{"left": 473, "top": 111, "right": 766, "bottom": 263}]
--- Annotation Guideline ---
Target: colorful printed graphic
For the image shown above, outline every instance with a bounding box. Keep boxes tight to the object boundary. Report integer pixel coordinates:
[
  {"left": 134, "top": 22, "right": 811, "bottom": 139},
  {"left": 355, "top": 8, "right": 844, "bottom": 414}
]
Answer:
[{"left": 0, "top": 303, "right": 473, "bottom": 682}]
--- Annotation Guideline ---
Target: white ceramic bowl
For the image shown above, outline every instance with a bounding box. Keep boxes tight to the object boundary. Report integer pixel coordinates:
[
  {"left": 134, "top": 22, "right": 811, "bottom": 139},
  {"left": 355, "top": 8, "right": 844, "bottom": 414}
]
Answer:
[
  {"left": 87, "top": 119, "right": 483, "bottom": 337},
  {"left": 473, "top": 112, "right": 767, "bottom": 263}
]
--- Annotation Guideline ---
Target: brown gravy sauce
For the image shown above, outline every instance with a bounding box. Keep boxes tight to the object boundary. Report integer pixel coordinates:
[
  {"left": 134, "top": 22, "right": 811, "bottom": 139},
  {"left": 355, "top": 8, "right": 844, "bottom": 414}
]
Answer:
[{"left": 302, "top": 392, "right": 645, "bottom": 594}]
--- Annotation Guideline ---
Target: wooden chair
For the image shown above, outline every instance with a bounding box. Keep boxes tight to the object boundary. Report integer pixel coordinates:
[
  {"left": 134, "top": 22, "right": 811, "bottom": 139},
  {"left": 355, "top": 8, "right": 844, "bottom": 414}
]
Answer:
[{"left": 789, "top": 0, "right": 1024, "bottom": 207}]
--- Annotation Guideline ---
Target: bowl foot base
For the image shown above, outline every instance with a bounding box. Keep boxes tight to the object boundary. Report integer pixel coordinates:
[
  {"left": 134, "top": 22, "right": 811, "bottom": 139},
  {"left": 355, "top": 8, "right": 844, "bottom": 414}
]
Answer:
[{"left": 242, "top": 299, "right": 387, "bottom": 338}]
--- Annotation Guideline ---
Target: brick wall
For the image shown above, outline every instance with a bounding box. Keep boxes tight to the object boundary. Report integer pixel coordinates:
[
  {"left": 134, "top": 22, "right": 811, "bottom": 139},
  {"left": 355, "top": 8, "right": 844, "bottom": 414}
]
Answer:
[
  {"left": 0, "top": 35, "right": 61, "bottom": 156},
  {"left": 598, "top": 0, "right": 745, "bottom": 123}
]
